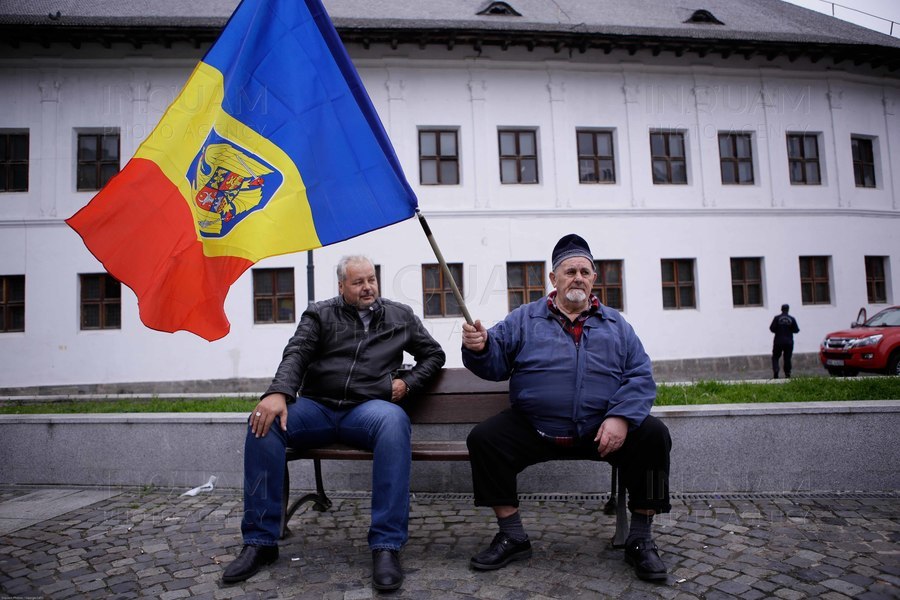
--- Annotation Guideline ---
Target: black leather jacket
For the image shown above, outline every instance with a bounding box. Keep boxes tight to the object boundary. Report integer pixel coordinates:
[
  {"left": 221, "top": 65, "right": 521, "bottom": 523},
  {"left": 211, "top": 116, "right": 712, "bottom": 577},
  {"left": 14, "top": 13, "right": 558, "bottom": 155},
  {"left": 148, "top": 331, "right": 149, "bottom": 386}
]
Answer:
[{"left": 263, "top": 296, "right": 445, "bottom": 408}]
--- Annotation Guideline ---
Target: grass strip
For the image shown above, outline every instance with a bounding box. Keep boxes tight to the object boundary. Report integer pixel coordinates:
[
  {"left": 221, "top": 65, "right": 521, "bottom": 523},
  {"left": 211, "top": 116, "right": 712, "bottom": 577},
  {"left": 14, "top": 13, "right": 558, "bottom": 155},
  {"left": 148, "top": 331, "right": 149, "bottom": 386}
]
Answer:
[
  {"left": 0, "top": 376, "right": 897, "bottom": 414},
  {"left": 655, "top": 376, "right": 899, "bottom": 405},
  {"left": 0, "top": 396, "right": 255, "bottom": 414}
]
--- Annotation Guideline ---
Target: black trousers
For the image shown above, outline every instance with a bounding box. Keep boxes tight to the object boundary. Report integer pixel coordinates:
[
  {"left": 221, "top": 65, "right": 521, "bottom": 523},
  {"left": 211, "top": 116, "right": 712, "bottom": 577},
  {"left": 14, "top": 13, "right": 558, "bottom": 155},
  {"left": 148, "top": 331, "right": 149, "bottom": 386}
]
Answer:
[
  {"left": 467, "top": 408, "right": 672, "bottom": 514},
  {"left": 772, "top": 342, "right": 794, "bottom": 376}
]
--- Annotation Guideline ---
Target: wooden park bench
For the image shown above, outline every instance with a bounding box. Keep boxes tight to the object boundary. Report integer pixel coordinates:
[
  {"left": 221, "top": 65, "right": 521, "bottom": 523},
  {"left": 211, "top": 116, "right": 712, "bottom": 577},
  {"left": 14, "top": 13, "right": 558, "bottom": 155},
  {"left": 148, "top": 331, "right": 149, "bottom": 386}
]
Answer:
[{"left": 281, "top": 368, "right": 628, "bottom": 547}]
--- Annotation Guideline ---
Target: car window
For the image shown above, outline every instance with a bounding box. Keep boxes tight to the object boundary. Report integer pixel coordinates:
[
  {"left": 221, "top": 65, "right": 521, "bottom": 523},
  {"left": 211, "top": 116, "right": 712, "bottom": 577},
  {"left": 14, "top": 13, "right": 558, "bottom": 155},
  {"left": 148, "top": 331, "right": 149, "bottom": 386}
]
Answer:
[{"left": 866, "top": 308, "right": 900, "bottom": 327}]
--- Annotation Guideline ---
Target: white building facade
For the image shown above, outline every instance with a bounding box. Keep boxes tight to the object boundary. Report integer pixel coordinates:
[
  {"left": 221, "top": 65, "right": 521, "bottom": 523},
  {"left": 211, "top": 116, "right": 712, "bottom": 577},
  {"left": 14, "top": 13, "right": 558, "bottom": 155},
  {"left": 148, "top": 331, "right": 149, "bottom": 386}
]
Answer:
[{"left": 0, "top": 0, "right": 898, "bottom": 388}]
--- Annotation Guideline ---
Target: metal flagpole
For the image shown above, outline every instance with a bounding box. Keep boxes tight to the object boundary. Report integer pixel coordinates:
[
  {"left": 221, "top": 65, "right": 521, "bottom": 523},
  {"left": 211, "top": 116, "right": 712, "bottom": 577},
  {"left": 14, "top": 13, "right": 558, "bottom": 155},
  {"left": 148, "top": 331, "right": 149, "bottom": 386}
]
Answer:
[
  {"left": 307, "top": 250, "right": 315, "bottom": 304},
  {"left": 415, "top": 210, "right": 473, "bottom": 326}
]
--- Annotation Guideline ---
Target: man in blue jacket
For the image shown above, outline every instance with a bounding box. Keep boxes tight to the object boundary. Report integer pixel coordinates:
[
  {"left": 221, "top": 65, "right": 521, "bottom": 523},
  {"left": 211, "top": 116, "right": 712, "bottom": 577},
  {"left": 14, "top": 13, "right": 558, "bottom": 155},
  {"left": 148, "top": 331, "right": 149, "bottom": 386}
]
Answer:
[{"left": 461, "top": 234, "right": 672, "bottom": 582}]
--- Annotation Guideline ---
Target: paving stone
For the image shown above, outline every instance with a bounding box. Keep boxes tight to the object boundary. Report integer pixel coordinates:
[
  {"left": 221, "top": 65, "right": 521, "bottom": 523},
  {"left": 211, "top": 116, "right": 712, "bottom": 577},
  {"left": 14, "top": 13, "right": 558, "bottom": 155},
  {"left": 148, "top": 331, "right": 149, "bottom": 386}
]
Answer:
[
  {"left": 772, "top": 589, "right": 805, "bottom": 600},
  {"left": 857, "top": 591, "right": 900, "bottom": 600},
  {"left": 821, "top": 578, "right": 866, "bottom": 596}
]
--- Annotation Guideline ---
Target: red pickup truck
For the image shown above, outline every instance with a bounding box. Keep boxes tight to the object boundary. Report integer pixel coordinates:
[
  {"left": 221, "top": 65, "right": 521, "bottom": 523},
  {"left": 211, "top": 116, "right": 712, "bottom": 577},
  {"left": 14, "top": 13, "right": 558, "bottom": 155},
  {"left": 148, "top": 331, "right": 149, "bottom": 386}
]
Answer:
[{"left": 819, "top": 306, "right": 900, "bottom": 376}]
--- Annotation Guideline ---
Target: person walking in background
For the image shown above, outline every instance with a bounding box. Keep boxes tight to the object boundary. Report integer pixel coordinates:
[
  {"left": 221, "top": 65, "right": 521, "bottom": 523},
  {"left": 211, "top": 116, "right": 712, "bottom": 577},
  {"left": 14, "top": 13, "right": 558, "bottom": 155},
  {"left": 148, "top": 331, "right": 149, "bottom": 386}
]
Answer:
[
  {"left": 770, "top": 304, "right": 800, "bottom": 378},
  {"left": 222, "top": 255, "right": 445, "bottom": 592}
]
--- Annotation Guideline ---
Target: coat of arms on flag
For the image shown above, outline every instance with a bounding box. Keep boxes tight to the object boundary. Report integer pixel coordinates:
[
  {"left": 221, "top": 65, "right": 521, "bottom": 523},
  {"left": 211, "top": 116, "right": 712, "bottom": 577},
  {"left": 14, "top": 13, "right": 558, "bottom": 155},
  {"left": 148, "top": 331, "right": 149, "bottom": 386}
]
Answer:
[{"left": 187, "top": 130, "right": 283, "bottom": 237}]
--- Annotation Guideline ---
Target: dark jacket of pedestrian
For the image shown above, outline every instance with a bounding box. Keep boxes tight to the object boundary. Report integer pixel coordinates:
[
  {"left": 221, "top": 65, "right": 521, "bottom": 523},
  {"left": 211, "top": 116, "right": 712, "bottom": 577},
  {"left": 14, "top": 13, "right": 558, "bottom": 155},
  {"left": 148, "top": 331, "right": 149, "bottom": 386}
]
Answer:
[{"left": 769, "top": 309, "right": 799, "bottom": 345}]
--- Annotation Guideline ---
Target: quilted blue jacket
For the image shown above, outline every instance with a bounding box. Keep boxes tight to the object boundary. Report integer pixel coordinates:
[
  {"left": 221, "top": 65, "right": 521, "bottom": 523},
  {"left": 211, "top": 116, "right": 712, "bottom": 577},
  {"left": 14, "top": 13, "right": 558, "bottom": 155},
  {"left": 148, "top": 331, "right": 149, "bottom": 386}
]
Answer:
[{"left": 462, "top": 298, "right": 656, "bottom": 437}]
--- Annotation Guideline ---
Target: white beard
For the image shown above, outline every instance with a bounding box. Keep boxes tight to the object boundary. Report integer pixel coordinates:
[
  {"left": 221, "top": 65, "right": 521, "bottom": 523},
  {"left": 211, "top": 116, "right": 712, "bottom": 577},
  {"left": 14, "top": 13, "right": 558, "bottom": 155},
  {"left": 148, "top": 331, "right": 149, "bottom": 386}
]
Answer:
[{"left": 565, "top": 289, "right": 587, "bottom": 303}]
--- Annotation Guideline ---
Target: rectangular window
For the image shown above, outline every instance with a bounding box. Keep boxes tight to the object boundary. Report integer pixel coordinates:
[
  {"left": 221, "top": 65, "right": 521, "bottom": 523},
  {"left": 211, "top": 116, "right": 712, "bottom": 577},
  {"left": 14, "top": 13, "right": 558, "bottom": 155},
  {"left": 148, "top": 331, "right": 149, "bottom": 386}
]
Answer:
[
  {"left": 0, "top": 275, "right": 25, "bottom": 332},
  {"left": 422, "top": 263, "right": 463, "bottom": 317},
  {"left": 576, "top": 130, "right": 616, "bottom": 183},
  {"left": 507, "top": 262, "right": 545, "bottom": 312},
  {"left": 786, "top": 133, "right": 821, "bottom": 185},
  {"left": 718, "top": 133, "right": 754, "bottom": 185},
  {"left": 419, "top": 129, "right": 459, "bottom": 185},
  {"left": 650, "top": 131, "right": 687, "bottom": 184},
  {"left": 851, "top": 136, "right": 876, "bottom": 188},
  {"left": 498, "top": 129, "right": 538, "bottom": 184},
  {"left": 661, "top": 259, "right": 696, "bottom": 309},
  {"left": 592, "top": 260, "right": 624, "bottom": 310},
  {"left": 730, "top": 257, "right": 763, "bottom": 307},
  {"left": 0, "top": 132, "right": 29, "bottom": 192},
  {"left": 80, "top": 273, "right": 121, "bottom": 329},
  {"left": 253, "top": 268, "right": 295, "bottom": 323},
  {"left": 865, "top": 256, "right": 887, "bottom": 304},
  {"left": 799, "top": 256, "right": 831, "bottom": 305},
  {"left": 77, "top": 132, "right": 120, "bottom": 191}
]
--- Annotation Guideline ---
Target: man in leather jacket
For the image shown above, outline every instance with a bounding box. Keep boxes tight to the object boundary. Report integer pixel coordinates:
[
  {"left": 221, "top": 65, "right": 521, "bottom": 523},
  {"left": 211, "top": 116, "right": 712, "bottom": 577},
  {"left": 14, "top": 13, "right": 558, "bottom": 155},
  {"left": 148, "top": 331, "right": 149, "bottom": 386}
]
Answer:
[{"left": 222, "top": 255, "right": 445, "bottom": 591}]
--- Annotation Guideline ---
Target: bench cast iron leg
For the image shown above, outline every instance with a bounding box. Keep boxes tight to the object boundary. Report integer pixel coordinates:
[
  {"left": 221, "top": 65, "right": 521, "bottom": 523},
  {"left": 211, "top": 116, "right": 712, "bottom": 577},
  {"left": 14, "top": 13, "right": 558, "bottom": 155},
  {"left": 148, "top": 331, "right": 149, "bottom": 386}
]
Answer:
[
  {"left": 612, "top": 466, "right": 628, "bottom": 548},
  {"left": 602, "top": 465, "right": 618, "bottom": 515},
  {"left": 280, "top": 458, "right": 334, "bottom": 539}
]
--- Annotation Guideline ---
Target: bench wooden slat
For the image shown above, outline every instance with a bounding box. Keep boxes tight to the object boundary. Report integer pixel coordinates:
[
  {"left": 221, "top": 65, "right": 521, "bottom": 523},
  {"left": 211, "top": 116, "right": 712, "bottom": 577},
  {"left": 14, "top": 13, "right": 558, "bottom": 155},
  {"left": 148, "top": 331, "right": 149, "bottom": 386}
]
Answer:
[
  {"left": 416, "top": 368, "right": 510, "bottom": 395},
  {"left": 403, "top": 394, "right": 508, "bottom": 424},
  {"left": 287, "top": 441, "right": 471, "bottom": 462}
]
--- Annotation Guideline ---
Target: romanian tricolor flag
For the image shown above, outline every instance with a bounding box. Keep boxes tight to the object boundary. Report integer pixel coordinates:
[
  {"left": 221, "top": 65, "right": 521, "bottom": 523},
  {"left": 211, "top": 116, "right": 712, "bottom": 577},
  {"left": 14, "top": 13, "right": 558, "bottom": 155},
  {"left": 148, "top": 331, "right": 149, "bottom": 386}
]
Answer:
[{"left": 66, "top": 0, "right": 417, "bottom": 341}]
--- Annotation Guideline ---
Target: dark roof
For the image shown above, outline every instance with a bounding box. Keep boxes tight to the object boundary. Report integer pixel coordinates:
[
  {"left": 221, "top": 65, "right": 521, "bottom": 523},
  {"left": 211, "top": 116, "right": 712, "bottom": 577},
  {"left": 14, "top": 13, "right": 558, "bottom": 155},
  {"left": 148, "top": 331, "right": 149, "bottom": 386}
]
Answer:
[{"left": 2, "top": 0, "right": 899, "bottom": 70}]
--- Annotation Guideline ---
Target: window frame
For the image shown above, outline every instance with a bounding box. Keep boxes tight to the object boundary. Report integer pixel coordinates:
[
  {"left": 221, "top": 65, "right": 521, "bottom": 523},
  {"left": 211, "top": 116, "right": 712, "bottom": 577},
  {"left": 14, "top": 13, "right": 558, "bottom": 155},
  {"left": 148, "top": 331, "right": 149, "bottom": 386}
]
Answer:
[
  {"left": 865, "top": 256, "right": 888, "bottom": 304},
  {"left": 649, "top": 131, "right": 688, "bottom": 185},
  {"left": 786, "top": 133, "right": 821, "bottom": 185},
  {"left": 660, "top": 258, "right": 696, "bottom": 309},
  {"left": 0, "top": 131, "right": 29, "bottom": 192},
  {"left": 592, "top": 259, "right": 624, "bottom": 310},
  {"left": 79, "top": 273, "right": 122, "bottom": 330},
  {"left": 576, "top": 129, "right": 616, "bottom": 184},
  {"left": 799, "top": 256, "right": 832, "bottom": 305},
  {"left": 730, "top": 257, "right": 763, "bottom": 308},
  {"left": 422, "top": 263, "right": 464, "bottom": 318},
  {"left": 718, "top": 132, "right": 755, "bottom": 185},
  {"left": 506, "top": 261, "right": 545, "bottom": 312},
  {"left": 418, "top": 128, "right": 460, "bottom": 185},
  {"left": 0, "top": 274, "right": 25, "bottom": 333},
  {"left": 498, "top": 129, "right": 539, "bottom": 184},
  {"left": 252, "top": 267, "right": 296, "bottom": 324},
  {"left": 851, "top": 136, "right": 876, "bottom": 189},
  {"left": 76, "top": 131, "right": 120, "bottom": 192}
]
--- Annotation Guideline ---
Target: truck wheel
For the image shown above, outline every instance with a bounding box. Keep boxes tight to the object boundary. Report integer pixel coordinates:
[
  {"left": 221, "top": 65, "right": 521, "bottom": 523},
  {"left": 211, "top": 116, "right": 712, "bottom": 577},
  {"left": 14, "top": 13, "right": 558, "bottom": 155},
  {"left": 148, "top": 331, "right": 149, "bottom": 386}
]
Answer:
[{"left": 887, "top": 352, "right": 900, "bottom": 376}]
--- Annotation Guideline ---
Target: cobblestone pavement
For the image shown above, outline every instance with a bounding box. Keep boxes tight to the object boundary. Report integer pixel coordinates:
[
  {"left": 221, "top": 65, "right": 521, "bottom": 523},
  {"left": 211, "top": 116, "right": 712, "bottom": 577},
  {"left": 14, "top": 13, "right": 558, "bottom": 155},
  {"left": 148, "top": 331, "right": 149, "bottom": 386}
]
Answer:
[{"left": 0, "top": 486, "right": 898, "bottom": 600}]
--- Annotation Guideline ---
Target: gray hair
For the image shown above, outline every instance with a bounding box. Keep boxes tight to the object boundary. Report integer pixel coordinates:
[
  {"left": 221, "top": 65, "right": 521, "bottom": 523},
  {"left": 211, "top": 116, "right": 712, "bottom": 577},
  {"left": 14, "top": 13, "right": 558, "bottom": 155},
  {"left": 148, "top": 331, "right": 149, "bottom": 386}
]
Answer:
[{"left": 336, "top": 255, "right": 374, "bottom": 282}]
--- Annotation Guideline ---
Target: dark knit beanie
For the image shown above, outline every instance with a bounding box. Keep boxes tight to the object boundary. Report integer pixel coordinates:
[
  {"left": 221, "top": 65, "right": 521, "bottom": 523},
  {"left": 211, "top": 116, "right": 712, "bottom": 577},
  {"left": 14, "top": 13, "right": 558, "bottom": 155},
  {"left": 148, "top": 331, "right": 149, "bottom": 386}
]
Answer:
[{"left": 551, "top": 234, "right": 593, "bottom": 271}]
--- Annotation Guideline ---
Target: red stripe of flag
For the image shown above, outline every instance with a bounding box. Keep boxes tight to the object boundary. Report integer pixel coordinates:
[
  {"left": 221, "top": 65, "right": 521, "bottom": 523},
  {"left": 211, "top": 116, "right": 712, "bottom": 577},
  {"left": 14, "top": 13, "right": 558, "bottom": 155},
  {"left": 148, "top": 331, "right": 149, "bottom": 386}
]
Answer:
[{"left": 66, "top": 159, "right": 252, "bottom": 341}]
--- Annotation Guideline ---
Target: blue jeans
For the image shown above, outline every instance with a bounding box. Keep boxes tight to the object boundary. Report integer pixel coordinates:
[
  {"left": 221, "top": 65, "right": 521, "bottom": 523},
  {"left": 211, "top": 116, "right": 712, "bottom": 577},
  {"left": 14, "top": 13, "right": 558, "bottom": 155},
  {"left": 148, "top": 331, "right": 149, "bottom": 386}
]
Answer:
[{"left": 240, "top": 397, "right": 411, "bottom": 550}]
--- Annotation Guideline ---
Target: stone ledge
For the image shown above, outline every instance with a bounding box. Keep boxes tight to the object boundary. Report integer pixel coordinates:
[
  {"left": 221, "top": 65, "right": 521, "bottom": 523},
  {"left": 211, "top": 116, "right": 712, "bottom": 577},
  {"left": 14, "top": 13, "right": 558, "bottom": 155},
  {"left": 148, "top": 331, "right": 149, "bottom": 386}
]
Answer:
[{"left": 1, "top": 400, "right": 897, "bottom": 494}]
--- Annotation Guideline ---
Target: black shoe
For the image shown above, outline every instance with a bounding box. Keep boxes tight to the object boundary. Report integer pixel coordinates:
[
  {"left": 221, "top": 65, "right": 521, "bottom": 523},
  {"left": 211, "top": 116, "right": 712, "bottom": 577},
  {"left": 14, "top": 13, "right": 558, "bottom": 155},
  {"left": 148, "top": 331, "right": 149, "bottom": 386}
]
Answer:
[
  {"left": 470, "top": 532, "right": 532, "bottom": 571},
  {"left": 372, "top": 549, "right": 403, "bottom": 591},
  {"left": 222, "top": 544, "right": 278, "bottom": 584},
  {"left": 624, "top": 539, "right": 667, "bottom": 581}
]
